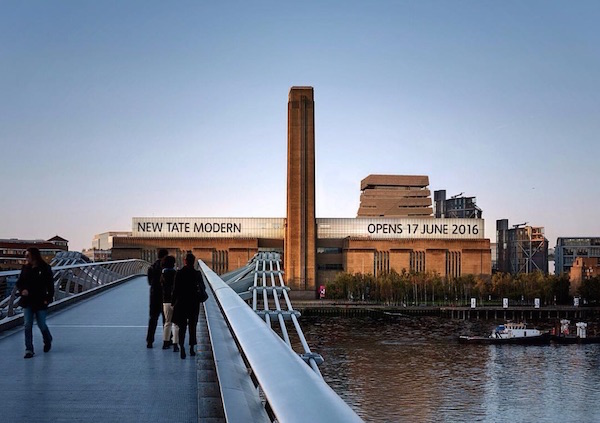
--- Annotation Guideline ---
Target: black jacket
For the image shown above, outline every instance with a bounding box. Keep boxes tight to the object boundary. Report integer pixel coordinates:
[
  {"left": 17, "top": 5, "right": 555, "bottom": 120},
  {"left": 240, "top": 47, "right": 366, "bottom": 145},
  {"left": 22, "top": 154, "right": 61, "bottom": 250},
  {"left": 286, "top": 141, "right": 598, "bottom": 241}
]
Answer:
[
  {"left": 16, "top": 262, "right": 54, "bottom": 311},
  {"left": 160, "top": 268, "right": 176, "bottom": 304},
  {"left": 172, "top": 266, "right": 205, "bottom": 324},
  {"left": 147, "top": 259, "right": 163, "bottom": 302}
]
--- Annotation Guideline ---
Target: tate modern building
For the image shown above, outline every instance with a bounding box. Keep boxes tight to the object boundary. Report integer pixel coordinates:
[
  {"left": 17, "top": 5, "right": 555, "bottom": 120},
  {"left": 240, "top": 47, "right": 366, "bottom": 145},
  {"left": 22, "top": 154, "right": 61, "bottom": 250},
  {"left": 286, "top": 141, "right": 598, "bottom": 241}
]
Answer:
[{"left": 112, "top": 87, "right": 491, "bottom": 298}]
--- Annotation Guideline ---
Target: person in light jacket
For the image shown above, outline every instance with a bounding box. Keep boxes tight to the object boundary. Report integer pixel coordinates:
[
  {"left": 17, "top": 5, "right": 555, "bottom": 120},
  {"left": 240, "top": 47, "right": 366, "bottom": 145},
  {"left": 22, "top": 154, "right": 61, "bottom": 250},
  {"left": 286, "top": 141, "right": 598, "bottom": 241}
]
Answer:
[
  {"left": 16, "top": 247, "right": 54, "bottom": 359},
  {"left": 172, "top": 253, "right": 205, "bottom": 359}
]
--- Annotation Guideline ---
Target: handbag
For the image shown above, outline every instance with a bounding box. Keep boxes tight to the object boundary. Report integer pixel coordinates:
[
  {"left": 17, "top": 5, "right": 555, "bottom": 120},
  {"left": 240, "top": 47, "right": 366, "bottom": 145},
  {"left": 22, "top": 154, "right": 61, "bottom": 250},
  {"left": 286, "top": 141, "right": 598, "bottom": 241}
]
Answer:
[{"left": 199, "top": 288, "right": 209, "bottom": 303}]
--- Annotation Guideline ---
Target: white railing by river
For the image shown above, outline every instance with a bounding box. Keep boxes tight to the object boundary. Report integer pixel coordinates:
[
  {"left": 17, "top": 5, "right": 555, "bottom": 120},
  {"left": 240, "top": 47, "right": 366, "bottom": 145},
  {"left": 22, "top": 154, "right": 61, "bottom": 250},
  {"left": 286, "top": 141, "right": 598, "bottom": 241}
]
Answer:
[{"left": 200, "top": 252, "right": 363, "bottom": 423}]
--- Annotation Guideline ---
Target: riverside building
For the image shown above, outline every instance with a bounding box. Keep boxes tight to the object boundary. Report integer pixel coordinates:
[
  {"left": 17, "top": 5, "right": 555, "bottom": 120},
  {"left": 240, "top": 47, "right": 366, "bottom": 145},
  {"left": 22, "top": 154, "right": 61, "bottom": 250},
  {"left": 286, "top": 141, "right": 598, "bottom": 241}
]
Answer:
[
  {"left": 111, "top": 87, "right": 492, "bottom": 298},
  {"left": 0, "top": 236, "right": 69, "bottom": 271},
  {"left": 555, "top": 237, "right": 600, "bottom": 276}
]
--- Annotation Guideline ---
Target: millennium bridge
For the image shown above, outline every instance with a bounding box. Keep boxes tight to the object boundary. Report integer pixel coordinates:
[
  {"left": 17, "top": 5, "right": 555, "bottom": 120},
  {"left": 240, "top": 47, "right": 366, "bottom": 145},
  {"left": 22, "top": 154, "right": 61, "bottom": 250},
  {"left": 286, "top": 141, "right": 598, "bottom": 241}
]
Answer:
[{"left": 0, "top": 252, "right": 362, "bottom": 422}]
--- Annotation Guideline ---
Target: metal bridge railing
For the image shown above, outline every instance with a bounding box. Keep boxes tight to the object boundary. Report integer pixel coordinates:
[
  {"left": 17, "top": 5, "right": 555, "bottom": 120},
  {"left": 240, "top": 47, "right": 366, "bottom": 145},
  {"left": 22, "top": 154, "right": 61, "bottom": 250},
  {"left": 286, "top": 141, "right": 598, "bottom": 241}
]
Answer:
[
  {"left": 0, "top": 259, "right": 149, "bottom": 321},
  {"left": 200, "top": 255, "right": 363, "bottom": 423},
  {"left": 248, "top": 253, "right": 324, "bottom": 376}
]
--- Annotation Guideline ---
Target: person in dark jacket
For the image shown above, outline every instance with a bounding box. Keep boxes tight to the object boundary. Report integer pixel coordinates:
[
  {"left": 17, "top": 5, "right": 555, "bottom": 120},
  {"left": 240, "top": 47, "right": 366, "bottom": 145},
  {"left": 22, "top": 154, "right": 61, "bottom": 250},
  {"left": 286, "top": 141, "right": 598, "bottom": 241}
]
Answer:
[
  {"left": 172, "top": 253, "right": 206, "bottom": 359},
  {"left": 16, "top": 247, "right": 54, "bottom": 359},
  {"left": 146, "top": 249, "right": 168, "bottom": 348},
  {"left": 160, "top": 255, "right": 180, "bottom": 352}
]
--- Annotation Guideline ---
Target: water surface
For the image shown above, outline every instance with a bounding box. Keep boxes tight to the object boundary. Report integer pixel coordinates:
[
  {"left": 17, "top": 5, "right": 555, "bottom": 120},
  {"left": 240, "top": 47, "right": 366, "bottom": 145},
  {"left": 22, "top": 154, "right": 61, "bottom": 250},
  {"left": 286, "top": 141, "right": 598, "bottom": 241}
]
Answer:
[{"left": 299, "top": 316, "right": 600, "bottom": 423}]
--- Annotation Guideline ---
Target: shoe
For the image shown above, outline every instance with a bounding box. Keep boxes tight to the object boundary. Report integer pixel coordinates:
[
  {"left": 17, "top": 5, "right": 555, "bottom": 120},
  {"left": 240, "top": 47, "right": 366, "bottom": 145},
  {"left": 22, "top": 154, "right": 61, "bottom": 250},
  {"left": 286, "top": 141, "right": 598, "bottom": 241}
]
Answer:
[
  {"left": 180, "top": 347, "right": 186, "bottom": 359},
  {"left": 173, "top": 344, "right": 179, "bottom": 352},
  {"left": 162, "top": 341, "right": 170, "bottom": 349},
  {"left": 190, "top": 346, "right": 196, "bottom": 356},
  {"left": 44, "top": 342, "right": 52, "bottom": 353},
  {"left": 147, "top": 342, "right": 153, "bottom": 349},
  {"left": 24, "top": 351, "right": 34, "bottom": 359}
]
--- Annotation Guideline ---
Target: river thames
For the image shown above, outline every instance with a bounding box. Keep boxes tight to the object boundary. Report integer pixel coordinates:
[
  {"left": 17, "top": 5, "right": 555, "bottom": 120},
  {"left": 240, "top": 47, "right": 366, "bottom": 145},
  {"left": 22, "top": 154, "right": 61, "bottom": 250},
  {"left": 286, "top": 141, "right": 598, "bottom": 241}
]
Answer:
[{"left": 299, "top": 316, "right": 600, "bottom": 423}]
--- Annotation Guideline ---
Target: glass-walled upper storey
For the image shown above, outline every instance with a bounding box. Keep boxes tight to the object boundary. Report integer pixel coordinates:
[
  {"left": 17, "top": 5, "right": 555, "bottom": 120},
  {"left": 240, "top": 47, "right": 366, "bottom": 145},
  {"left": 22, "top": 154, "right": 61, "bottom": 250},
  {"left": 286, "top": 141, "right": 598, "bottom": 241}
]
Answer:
[
  {"left": 555, "top": 237, "right": 600, "bottom": 275},
  {"left": 556, "top": 237, "right": 600, "bottom": 247}
]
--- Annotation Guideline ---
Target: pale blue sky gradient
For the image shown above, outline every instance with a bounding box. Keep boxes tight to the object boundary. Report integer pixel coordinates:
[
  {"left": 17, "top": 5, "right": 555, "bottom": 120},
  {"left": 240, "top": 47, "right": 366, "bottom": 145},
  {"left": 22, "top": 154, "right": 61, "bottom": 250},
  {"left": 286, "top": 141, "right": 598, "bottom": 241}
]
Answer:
[{"left": 2, "top": 1, "right": 599, "bottom": 252}]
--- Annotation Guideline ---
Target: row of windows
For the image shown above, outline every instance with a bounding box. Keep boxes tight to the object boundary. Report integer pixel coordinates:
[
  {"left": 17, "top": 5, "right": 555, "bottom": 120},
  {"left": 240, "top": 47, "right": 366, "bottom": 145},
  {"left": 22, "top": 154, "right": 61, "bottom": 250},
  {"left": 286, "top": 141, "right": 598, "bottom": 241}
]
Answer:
[
  {"left": 374, "top": 251, "right": 390, "bottom": 276},
  {"left": 379, "top": 250, "right": 462, "bottom": 277},
  {"left": 446, "top": 251, "right": 462, "bottom": 278},
  {"left": 410, "top": 251, "right": 426, "bottom": 273},
  {"left": 561, "top": 247, "right": 600, "bottom": 257},
  {"left": 559, "top": 238, "right": 600, "bottom": 247},
  {"left": 317, "top": 247, "right": 343, "bottom": 254},
  {"left": 213, "top": 250, "right": 228, "bottom": 275},
  {"left": 317, "top": 263, "right": 343, "bottom": 271}
]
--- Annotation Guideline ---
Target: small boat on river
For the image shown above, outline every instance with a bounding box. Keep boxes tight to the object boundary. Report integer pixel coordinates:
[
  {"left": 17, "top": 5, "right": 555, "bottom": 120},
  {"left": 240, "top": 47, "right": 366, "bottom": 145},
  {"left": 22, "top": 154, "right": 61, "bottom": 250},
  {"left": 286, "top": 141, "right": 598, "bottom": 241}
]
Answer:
[{"left": 459, "top": 322, "right": 551, "bottom": 345}]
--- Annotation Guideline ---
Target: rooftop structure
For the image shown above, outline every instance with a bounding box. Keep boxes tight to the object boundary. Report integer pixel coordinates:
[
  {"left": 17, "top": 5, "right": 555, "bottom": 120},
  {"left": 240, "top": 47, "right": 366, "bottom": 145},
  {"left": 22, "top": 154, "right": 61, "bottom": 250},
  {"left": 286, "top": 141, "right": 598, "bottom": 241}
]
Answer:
[
  {"left": 357, "top": 174, "right": 433, "bottom": 218},
  {"left": 434, "top": 190, "right": 482, "bottom": 219}
]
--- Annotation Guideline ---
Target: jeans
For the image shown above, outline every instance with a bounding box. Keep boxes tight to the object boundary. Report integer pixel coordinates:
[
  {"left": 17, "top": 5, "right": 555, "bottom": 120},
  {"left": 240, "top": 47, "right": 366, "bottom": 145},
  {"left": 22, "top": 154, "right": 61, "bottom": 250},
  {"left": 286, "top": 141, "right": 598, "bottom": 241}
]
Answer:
[{"left": 23, "top": 308, "right": 52, "bottom": 353}]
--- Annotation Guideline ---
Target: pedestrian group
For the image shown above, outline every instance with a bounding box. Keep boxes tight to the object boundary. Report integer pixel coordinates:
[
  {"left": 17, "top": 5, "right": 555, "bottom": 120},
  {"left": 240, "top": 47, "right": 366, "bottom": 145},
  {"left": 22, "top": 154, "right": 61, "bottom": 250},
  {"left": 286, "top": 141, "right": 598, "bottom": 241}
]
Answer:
[
  {"left": 146, "top": 249, "right": 208, "bottom": 359},
  {"left": 15, "top": 247, "right": 208, "bottom": 361}
]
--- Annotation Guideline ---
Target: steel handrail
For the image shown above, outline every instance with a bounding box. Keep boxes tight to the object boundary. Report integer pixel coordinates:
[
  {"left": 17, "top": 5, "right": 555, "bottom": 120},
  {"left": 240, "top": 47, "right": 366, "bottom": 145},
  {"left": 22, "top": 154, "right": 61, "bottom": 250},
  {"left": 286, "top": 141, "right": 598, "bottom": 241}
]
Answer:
[
  {"left": 200, "top": 260, "right": 363, "bottom": 423},
  {"left": 0, "top": 259, "right": 149, "bottom": 319}
]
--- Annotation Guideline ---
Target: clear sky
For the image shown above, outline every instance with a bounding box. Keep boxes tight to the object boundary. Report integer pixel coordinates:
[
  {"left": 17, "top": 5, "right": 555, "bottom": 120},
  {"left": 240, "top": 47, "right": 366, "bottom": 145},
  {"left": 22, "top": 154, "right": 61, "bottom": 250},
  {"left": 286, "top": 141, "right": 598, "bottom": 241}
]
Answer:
[{"left": 1, "top": 1, "right": 599, "bottom": 253}]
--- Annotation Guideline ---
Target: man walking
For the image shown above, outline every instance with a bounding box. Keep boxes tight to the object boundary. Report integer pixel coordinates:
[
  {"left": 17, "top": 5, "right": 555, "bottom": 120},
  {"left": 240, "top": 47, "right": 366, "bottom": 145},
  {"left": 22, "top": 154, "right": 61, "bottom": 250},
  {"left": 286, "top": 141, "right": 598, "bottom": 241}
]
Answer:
[{"left": 146, "top": 249, "right": 168, "bottom": 348}]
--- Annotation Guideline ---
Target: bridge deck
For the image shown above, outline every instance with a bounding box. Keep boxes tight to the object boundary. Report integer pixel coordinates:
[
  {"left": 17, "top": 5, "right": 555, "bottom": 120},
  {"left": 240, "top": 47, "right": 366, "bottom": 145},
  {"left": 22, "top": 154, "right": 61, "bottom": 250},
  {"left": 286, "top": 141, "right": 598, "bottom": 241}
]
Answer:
[{"left": 0, "top": 276, "right": 201, "bottom": 422}]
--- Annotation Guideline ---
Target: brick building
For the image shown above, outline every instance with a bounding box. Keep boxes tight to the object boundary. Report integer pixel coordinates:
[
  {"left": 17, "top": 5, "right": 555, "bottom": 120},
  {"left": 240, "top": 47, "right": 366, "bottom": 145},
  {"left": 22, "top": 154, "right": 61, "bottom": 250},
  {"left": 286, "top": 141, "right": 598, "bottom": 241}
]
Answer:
[
  {"left": 110, "top": 87, "right": 492, "bottom": 298},
  {"left": 569, "top": 256, "right": 600, "bottom": 295},
  {"left": 0, "top": 236, "right": 69, "bottom": 271}
]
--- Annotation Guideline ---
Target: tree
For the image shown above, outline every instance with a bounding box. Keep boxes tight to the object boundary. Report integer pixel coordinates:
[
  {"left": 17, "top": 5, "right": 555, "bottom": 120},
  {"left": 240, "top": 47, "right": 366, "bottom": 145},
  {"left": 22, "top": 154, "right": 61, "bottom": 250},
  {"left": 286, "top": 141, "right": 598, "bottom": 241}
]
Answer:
[{"left": 578, "top": 276, "right": 600, "bottom": 305}]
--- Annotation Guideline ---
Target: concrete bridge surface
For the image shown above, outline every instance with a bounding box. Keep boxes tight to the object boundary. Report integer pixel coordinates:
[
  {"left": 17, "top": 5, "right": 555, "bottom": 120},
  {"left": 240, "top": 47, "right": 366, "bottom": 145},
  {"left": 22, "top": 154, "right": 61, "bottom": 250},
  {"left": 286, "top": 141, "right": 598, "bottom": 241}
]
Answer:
[{"left": 0, "top": 276, "right": 204, "bottom": 422}]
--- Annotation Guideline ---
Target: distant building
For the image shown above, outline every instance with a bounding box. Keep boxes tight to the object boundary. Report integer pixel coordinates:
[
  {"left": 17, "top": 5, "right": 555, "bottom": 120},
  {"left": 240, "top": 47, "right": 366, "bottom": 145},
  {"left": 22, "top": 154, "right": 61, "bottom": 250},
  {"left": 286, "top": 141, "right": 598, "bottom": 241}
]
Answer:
[
  {"left": 434, "top": 190, "right": 482, "bottom": 219},
  {"left": 81, "top": 248, "right": 111, "bottom": 262},
  {"left": 490, "top": 242, "right": 498, "bottom": 272},
  {"left": 86, "top": 231, "right": 132, "bottom": 262},
  {"left": 0, "top": 236, "right": 69, "bottom": 270},
  {"left": 496, "top": 219, "right": 548, "bottom": 274},
  {"left": 569, "top": 256, "right": 600, "bottom": 295},
  {"left": 555, "top": 237, "right": 600, "bottom": 276},
  {"left": 357, "top": 175, "right": 433, "bottom": 218}
]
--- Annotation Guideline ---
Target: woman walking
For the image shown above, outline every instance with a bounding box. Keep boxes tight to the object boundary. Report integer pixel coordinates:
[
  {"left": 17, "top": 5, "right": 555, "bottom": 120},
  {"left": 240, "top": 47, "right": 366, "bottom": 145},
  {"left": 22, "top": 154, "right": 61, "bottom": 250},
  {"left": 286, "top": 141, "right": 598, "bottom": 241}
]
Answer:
[
  {"left": 173, "top": 253, "right": 205, "bottom": 359},
  {"left": 16, "top": 247, "right": 54, "bottom": 359}
]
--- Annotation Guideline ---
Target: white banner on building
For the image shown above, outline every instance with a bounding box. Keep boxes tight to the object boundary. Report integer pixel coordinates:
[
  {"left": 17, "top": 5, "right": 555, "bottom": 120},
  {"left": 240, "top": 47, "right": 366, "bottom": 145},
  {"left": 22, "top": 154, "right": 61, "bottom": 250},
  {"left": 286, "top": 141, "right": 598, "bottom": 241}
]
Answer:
[
  {"left": 316, "top": 218, "right": 485, "bottom": 240},
  {"left": 132, "top": 218, "right": 285, "bottom": 239},
  {"left": 132, "top": 217, "right": 486, "bottom": 240}
]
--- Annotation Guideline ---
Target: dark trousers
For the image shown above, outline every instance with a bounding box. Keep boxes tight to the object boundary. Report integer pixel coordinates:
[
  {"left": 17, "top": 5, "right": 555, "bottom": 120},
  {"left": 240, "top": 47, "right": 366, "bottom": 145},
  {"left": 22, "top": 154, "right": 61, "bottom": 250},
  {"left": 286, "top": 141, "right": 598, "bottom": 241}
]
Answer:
[
  {"left": 178, "top": 313, "right": 199, "bottom": 347},
  {"left": 146, "top": 299, "right": 165, "bottom": 344},
  {"left": 24, "top": 307, "right": 52, "bottom": 353}
]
